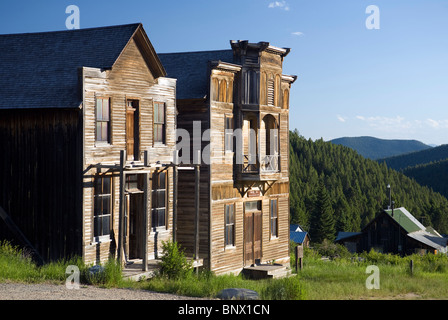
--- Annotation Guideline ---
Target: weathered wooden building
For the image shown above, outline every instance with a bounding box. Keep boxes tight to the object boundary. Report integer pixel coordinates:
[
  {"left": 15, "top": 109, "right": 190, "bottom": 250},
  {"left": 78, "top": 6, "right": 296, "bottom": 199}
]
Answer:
[
  {"left": 0, "top": 24, "right": 177, "bottom": 266},
  {"left": 336, "top": 207, "right": 448, "bottom": 255},
  {"left": 159, "top": 41, "right": 296, "bottom": 275}
]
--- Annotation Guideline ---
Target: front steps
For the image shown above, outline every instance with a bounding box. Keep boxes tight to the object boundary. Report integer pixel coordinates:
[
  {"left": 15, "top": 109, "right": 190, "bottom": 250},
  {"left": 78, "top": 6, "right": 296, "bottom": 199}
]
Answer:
[{"left": 242, "top": 264, "right": 292, "bottom": 279}]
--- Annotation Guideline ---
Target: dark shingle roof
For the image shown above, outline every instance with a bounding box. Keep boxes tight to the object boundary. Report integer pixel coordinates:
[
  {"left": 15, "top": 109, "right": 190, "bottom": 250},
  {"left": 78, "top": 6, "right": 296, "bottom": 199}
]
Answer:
[
  {"left": 0, "top": 23, "right": 141, "bottom": 109},
  {"left": 158, "top": 50, "right": 234, "bottom": 100}
]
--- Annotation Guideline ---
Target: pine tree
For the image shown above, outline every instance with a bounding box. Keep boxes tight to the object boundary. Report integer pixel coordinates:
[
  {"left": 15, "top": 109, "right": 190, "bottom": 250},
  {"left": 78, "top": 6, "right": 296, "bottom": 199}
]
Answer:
[{"left": 310, "top": 181, "right": 336, "bottom": 243}]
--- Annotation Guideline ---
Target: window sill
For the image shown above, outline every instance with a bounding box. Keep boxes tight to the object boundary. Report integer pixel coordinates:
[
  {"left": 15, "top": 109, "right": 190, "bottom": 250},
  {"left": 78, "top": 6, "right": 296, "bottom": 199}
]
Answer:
[
  {"left": 90, "top": 236, "right": 112, "bottom": 246},
  {"left": 224, "top": 245, "right": 236, "bottom": 251},
  {"left": 94, "top": 142, "right": 112, "bottom": 148}
]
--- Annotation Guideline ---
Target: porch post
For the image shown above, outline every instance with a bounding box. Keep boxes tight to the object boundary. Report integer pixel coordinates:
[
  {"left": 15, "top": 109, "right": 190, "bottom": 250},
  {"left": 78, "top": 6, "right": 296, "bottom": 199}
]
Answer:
[
  {"left": 142, "top": 150, "right": 149, "bottom": 271},
  {"left": 173, "top": 150, "right": 179, "bottom": 243},
  {"left": 118, "top": 150, "right": 125, "bottom": 265},
  {"left": 194, "top": 150, "right": 200, "bottom": 264}
]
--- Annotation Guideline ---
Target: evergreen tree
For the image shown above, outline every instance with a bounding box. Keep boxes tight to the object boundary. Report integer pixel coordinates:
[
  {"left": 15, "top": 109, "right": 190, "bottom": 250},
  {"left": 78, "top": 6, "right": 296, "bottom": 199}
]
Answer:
[{"left": 310, "top": 181, "right": 335, "bottom": 243}]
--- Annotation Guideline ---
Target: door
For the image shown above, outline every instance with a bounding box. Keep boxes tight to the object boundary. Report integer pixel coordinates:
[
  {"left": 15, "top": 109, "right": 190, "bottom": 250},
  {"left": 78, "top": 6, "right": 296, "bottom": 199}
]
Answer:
[
  {"left": 126, "top": 100, "right": 139, "bottom": 161},
  {"left": 127, "top": 193, "right": 144, "bottom": 260},
  {"left": 244, "top": 201, "right": 262, "bottom": 266}
]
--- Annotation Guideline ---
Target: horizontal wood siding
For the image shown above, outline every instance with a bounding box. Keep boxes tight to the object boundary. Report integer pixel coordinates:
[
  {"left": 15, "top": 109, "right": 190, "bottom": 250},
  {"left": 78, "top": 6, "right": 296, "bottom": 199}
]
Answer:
[{"left": 82, "top": 38, "right": 176, "bottom": 265}]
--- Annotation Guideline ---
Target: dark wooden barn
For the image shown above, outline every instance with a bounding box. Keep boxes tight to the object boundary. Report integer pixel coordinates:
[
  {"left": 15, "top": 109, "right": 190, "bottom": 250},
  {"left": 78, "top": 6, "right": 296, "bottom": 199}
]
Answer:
[
  {"left": 336, "top": 207, "right": 447, "bottom": 255},
  {"left": 0, "top": 23, "right": 177, "bottom": 266}
]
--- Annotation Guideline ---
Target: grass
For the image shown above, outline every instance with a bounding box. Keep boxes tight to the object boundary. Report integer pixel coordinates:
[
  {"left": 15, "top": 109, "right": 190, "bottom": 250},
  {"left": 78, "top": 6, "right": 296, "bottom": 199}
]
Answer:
[{"left": 2, "top": 240, "right": 448, "bottom": 300}]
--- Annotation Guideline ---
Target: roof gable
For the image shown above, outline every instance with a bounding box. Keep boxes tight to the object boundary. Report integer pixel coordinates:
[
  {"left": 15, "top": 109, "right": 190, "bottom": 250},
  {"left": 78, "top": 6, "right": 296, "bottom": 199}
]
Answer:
[
  {"left": 0, "top": 23, "right": 164, "bottom": 110},
  {"left": 384, "top": 207, "right": 426, "bottom": 233}
]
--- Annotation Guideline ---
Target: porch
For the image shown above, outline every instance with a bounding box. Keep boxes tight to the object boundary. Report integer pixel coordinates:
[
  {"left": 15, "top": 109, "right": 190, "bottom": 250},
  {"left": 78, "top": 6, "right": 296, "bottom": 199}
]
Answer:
[{"left": 122, "top": 258, "right": 204, "bottom": 281}]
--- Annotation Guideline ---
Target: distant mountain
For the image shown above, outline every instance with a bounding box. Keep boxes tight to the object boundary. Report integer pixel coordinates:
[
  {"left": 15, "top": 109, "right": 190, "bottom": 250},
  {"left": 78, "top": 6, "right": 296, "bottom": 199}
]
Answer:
[
  {"left": 377, "top": 144, "right": 448, "bottom": 171},
  {"left": 330, "top": 136, "right": 432, "bottom": 160}
]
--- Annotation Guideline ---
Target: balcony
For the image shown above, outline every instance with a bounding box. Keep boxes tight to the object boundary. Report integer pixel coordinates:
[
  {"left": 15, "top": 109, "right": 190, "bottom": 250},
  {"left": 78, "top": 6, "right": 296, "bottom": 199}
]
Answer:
[{"left": 239, "top": 154, "right": 280, "bottom": 182}]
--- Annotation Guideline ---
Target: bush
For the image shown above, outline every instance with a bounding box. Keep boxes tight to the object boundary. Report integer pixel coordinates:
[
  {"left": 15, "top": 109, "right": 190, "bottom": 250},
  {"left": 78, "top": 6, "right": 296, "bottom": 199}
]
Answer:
[
  {"left": 313, "top": 239, "right": 351, "bottom": 259},
  {"left": 261, "top": 276, "right": 306, "bottom": 300},
  {"left": 159, "top": 240, "right": 193, "bottom": 279}
]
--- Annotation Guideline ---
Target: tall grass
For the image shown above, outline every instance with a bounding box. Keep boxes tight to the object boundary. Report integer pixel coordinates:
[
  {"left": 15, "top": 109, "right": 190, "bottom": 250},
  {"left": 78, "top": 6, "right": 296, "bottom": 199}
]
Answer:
[{"left": 0, "top": 240, "right": 123, "bottom": 287}]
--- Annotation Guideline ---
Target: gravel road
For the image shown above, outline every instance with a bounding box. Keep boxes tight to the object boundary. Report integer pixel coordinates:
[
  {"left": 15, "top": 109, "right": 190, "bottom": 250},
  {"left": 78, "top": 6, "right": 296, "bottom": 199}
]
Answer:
[{"left": 0, "top": 282, "right": 207, "bottom": 300}]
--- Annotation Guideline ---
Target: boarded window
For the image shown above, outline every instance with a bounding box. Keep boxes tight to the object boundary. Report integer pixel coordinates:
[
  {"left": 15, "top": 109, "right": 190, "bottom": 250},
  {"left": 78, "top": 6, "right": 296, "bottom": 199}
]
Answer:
[
  {"left": 270, "top": 199, "right": 278, "bottom": 238},
  {"left": 282, "top": 89, "right": 289, "bottom": 109},
  {"left": 267, "top": 79, "right": 274, "bottom": 106},
  {"left": 154, "top": 102, "right": 166, "bottom": 144},
  {"left": 96, "top": 97, "right": 110, "bottom": 143},
  {"left": 225, "top": 204, "right": 235, "bottom": 247},
  {"left": 93, "top": 176, "right": 112, "bottom": 239},
  {"left": 225, "top": 115, "right": 234, "bottom": 152},
  {"left": 219, "top": 80, "right": 227, "bottom": 102},
  {"left": 151, "top": 171, "right": 167, "bottom": 228}
]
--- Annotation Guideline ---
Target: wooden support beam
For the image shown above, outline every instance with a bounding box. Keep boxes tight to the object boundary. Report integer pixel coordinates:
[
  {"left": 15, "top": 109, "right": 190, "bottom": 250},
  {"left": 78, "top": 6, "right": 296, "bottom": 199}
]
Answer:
[
  {"left": 117, "top": 150, "right": 125, "bottom": 265},
  {"left": 194, "top": 150, "right": 200, "bottom": 266},
  {"left": 172, "top": 150, "right": 179, "bottom": 243},
  {"left": 0, "top": 206, "right": 44, "bottom": 266}
]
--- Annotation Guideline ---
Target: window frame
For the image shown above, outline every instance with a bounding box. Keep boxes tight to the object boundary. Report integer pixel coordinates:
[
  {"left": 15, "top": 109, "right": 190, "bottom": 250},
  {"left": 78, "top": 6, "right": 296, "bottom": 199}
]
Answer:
[
  {"left": 225, "top": 203, "right": 236, "bottom": 248},
  {"left": 93, "top": 175, "right": 112, "bottom": 242},
  {"left": 151, "top": 171, "right": 168, "bottom": 230},
  {"left": 270, "top": 199, "right": 279, "bottom": 239},
  {"left": 153, "top": 102, "right": 166, "bottom": 145},
  {"left": 95, "top": 97, "right": 111, "bottom": 144},
  {"left": 224, "top": 114, "right": 234, "bottom": 153}
]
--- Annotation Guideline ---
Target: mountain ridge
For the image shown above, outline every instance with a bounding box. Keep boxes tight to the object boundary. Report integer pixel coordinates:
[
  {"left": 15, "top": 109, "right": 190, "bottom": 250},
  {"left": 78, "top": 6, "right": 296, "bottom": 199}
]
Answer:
[{"left": 330, "top": 136, "right": 432, "bottom": 160}]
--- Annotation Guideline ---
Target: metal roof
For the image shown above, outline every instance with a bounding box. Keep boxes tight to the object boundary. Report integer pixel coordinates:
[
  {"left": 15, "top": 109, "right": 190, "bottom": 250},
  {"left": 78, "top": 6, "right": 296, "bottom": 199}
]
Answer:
[
  {"left": 290, "top": 231, "right": 308, "bottom": 244},
  {"left": 384, "top": 207, "right": 426, "bottom": 234},
  {"left": 407, "top": 230, "right": 448, "bottom": 253}
]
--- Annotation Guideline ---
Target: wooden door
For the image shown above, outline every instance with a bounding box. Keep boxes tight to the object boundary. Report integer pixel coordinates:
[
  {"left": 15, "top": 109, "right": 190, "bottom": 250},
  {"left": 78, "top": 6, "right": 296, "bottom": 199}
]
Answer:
[
  {"left": 128, "top": 193, "right": 144, "bottom": 260},
  {"left": 126, "top": 107, "right": 135, "bottom": 161},
  {"left": 244, "top": 210, "right": 262, "bottom": 266}
]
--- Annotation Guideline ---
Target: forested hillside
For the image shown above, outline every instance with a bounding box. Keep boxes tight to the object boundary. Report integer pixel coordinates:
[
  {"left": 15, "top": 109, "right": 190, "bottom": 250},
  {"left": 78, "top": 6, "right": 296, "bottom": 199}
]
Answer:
[
  {"left": 402, "top": 160, "right": 448, "bottom": 199},
  {"left": 378, "top": 144, "right": 448, "bottom": 170},
  {"left": 331, "top": 136, "right": 431, "bottom": 160},
  {"left": 289, "top": 130, "right": 448, "bottom": 242}
]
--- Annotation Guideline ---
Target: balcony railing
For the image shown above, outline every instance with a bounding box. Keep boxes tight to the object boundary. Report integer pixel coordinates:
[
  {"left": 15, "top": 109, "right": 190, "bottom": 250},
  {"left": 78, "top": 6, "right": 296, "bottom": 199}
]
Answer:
[
  {"left": 241, "top": 154, "right": 279, "bottom": 174},
  {"left": 261, "top": 154, "right": 279, "bottom": 173},
  {"left": 242, "top": 154, "right": 258, "bottom": 173}
]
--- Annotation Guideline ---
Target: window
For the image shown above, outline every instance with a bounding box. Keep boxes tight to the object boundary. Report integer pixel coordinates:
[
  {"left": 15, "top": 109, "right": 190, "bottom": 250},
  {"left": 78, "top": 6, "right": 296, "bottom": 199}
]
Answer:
[
  {"left": 93, "top": 176, "right": 112, "bottom": 239},
  {"left": 96, "top": 97, "right": 110, "bottom": 143},
  {"left": 270, "top": 199, "right": 278, "bottom": 238},
  {"left": 267, "top": 79, "right": 274, "bottom": 106},
  {"left": 151, "top": 171, "right": 167, "bottom": 228},
  {"left": 154, "top": 102, "right": 166, "bottom": 144},
  {"left": 245, "top": 200, "right": 261, "bottom": 212},
  {"left": 225, "top": 204, "right": 235, "bottom": 247},
  {"left": 224, "top": 115, "right": 234, "bottom": 152}
]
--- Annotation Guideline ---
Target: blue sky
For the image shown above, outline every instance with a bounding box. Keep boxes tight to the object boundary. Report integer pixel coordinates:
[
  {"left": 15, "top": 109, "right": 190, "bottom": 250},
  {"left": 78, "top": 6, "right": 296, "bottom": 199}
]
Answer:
[{"left": 1, "top": 0, "right": 447, "bottom": 145}]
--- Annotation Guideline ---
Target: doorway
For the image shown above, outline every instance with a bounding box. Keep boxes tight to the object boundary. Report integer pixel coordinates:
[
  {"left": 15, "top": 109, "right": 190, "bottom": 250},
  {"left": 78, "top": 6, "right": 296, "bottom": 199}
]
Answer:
[
  {"left": 244, "top": 200, "right": 262, "bottom": 266},
  {"left": 126, "top": 100, "right": 139, "bottom": 161}
]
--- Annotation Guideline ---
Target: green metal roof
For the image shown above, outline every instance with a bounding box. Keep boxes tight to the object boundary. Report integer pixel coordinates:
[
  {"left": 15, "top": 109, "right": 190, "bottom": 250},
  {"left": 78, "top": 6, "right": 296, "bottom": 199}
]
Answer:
[{"left": 384, "top": 207, "right": 426, "bottom": 234}]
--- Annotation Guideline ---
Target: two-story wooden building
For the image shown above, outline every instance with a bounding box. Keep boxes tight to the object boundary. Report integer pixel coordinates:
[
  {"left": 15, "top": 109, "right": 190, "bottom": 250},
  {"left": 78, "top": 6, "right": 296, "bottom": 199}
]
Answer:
[
  {"left": 159, "top": 41, "right": 296, "bottom": 275},
  {"left": 0, "top": 24, "right": 177, "bottom": 267}
]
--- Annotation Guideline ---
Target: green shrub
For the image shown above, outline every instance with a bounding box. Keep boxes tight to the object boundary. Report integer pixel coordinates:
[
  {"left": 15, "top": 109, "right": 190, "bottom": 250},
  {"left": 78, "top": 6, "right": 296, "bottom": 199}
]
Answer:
[
  {"left": 261, "top": 276, "right": 306, "bottom": 300},
  {"left": 159, "top": 240, "right": 193, "bottom": 280},
  {"left": 313, "top": 239, "right": 351, "bottom": 259}
]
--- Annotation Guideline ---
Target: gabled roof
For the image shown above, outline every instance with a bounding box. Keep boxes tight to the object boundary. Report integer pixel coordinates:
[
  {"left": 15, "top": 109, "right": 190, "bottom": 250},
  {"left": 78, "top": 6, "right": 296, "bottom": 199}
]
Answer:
[
  {"left": 384, "top": 207, "right": 426, "bottom": 234},
  {"left": 0, "top": 23, "right": 165, "bottom": 110},
  {"left": 158, "top": 50, "right": 234, "bottom": 100},
  {"left": 290, "top": 231, "right": 308, "bottom": 244}
]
